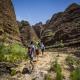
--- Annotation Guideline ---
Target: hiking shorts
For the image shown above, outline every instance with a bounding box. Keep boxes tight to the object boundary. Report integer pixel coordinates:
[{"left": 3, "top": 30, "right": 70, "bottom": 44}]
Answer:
[
  {"left": 41, "top": 48, "right": 44, "bottom": 52},
  {"left": 36, "top": 49, "right": 39, "bottom": 55},
  {"left": 28, "top": 54, "right": 33, "bottom": 61}
]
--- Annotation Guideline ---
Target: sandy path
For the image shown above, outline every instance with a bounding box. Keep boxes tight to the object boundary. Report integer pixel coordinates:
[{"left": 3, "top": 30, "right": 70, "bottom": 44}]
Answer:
[
  {"left": 26, "top": 52, "right": 70, "bottom": 80},
  {"left": 11, "top": 52, "right": 70, "bottom": 80}
]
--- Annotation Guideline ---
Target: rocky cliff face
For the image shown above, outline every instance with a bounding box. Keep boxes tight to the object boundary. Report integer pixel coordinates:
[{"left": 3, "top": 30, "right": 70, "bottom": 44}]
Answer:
[
  {"left": 0, "top": 0, "right": 20, "bottom": 44},
  {"left": 18, "top": 20, "right": 39, "bottom": 46},
  {"left": 40, "top": 3, "right": 80, "bottom": 47},
  {"left": 18, "top": 21, "right": 31, "bottom": 46},
  {"left": 33, "top": 22, "right": 43, "bottom": 39}
]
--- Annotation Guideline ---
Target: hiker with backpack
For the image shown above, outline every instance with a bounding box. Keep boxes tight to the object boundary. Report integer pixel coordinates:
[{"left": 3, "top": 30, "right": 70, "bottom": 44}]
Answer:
[
  {"left": 27, "top": 41, "right": 35, "bottom": 70},
  {"left": 40, "top": 41, "right": 45, "bottom": 55},
  {"left": 27, "top": 41, "right": 35, "bottom": 60},
  {"left": 35, "top": 41, "right": 41, "bottom": 60},
  {"left": 30, "top": 41, "right": 35, "bottom": 60}
]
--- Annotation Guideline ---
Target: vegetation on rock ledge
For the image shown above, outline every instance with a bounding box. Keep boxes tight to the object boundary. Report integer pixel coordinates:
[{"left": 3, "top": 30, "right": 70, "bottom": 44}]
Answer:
[{"left": 0, "top": 43, "right": 27, "bottom": 63}]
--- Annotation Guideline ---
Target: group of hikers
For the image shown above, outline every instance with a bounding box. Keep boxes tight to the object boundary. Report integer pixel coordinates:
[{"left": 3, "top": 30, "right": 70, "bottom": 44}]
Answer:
[{"left": 27, "top": 41, "right": 45, "bottom": 62}]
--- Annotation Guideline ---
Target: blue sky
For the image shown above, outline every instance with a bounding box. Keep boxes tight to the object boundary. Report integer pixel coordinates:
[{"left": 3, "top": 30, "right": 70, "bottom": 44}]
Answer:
[{"left": 12, "top": 0, "right": 80, "bottom": 25}]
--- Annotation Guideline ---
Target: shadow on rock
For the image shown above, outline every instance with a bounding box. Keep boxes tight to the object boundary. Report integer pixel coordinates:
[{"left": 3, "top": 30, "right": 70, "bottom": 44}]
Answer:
[{"left": 22, "top": 67, "right": 32, "bottom": 74}]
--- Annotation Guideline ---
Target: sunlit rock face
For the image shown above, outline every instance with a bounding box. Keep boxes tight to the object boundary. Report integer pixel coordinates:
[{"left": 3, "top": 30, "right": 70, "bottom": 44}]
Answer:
[
  {"left": 0, "top": 0, "right": 21, "bottom": 44},
  {"left": 33, "top": 22, "right": 43, "bottom": 39},
  {"left": 41, "top": 3, "right": 80, "bottom": 47},
  {"left": 17, "top": 21, "right": 31, "bottom": 46}
]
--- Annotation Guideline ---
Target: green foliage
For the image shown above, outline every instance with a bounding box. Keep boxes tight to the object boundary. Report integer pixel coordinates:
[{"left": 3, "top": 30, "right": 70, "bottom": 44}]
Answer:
[
  {"left": 54, "top": 60, "right": 63, "bottom": 80},
  {"left": 21, "top": 20, "right": 30, "bottom": 26},
  {"left": 66, "top": 55, "right": 79, "bottom": 66},
  {"left": 49, "top": 59, "right": 63, "bottom": 80},
  {"left": 0, "top": 43, "right": 28, "bottom": 63},
  {"left": 59, "top": 40, "right": 64, "bottom": 48},
  {"left": 70, "top": 68, "right": 80, "bottom": 80},
  {"left": 44, "top": 74, "right": 52, "bottom": 80},
  {"left": 47, "top": 32, "right": 54, "bottom": 36},
  {"left": 66, "top": 56, "right": 75, "bottom": 65},
  {"left": 56, "top": 69, "right": 63, "bottom": 80},
  {"left": 10, "top": 69, "right": 17, "bottom": 76}
]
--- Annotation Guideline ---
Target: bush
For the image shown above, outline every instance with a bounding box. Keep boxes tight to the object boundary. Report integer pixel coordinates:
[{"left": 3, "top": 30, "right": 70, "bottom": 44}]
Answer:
[
  {"left": 44, "top": 74, "right": 52, "bottom": 80},
  {"left": 56, "top": 69, "right": 63, "bottom": 80},
  {"left": 49, "top": 59, "right": 63, "bottom": 80},
  {"left": 54, "top": 60, "right": 63, "bottom": 80},
  {"left": 10, "top": 68, "right": 17, "bottom": 76},
  {"left": 59, "top": 40, "right": 64, "bottom": 48},
  {"left": 0, "top": 43, "right": 28, "bottom": 63},
  {"left": 70, "top": 67, "right": 80, "bottom": 80},
  {"left": 66, "top": 55, "right": 79, "bottom": 66},
  {"left": 66, "top": 56, "right": 75, "bottom": 66}
]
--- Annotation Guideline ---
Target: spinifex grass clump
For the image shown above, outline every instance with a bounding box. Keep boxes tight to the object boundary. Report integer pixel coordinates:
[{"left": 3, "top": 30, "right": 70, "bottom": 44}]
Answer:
[
  {"left": 70, "top": 67, "right": 80, "bottom": 80},
  {"left": 66, "top": 55, "right": 80, "bottom": 67},
  {"left": 0, "top": 42, "right": 28, "bottom": 63},
  {"left": 49, "top": 59, "right": 63, "bottom": 80},
  {"left": 10, "top": 68, "right": 17, "bottom": 76},
  {"left": 44, "top": 74, "right": 52, "bottom": 80},
  {"left": 66, "top": 56, "right": 75, "bottom": 66},
  {"left": 54, "top": 60, "right": 63, "bottom": 80}
]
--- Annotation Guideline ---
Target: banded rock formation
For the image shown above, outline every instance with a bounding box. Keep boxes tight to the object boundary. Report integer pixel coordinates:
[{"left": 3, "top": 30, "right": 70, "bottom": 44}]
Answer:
[
  {"left": 40, "top": 3, "right": 80, "bottom": 47},
  {"left": 0, "top": 0, "right": 20, "bottom": 44},
  {"left": 18, "top": 20, "right": 39, "bottom": 46}
]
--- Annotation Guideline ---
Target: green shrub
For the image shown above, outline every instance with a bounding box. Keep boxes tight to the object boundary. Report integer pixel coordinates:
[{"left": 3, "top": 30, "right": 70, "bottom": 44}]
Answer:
[
  {"left": 49, "top": 59, "right": 63, "bottom": 80},
  {"left": 66, "top": 56, "right": 74, "bottom": 66},
  {"left": 44, "top": 74, "right": 52, "bottom": 80},
  {"left": 70, "top": 68, "right": 80, "bottom": 80},
  {"left": 66, "top": 55, "right": 79, "bottom": 66},
  {"left": 10, "top": 69, "right": 17, "bottom": 76},
  {"left": 0, "top": 53, "right": 4, "bottom": 61},
  {"left": 59, "top": 40, "right": 64, "bottom": 48},
  {"left": 56, "top": 69, "right": 63, "bottom": 80},
  {"left": 54, "top": 60, "right": 63, "bottom": 80},
  {"left": 0, "top": 43, "right": 28, "bottom": 63}
]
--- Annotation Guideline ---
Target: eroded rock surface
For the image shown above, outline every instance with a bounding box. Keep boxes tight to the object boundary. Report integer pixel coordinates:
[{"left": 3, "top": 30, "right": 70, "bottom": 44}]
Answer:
[
  {"left": 0, "top": 0, "right": 20, "bottom": 43},
  {"left": 18, "top": 20, "right": 39, "bottom": 46},
  {"left": 34, "top": 3, "right": 80, "bottom": 47}
]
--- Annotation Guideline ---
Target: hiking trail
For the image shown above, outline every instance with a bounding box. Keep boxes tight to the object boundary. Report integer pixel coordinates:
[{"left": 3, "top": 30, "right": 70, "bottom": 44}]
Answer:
[{"left": 11, "top": 52, "right": 70, "bottom": 80}]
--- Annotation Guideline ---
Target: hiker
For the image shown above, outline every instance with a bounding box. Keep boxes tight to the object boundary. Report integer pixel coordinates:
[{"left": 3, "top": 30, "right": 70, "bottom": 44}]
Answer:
[
  {"left": 27, "top": 46, "right": 34, "bottom": 71},
  {"left": 27, "top": 41, "right": 35, "bottom": 61},
  {"left": 27, "top": 41, "right": 35, "bottom": 70},
  {"left": 35, "top": 41, "right": 40, "bottom": 60},
  {"left": 30, "top": 41, "right": 35, "bottom": 60},
  {"left": 27, "top": 46, "right": 32, "bottom": 61},
  {"left": 40, "top": 41, "right": 45, "bottom": 55}
]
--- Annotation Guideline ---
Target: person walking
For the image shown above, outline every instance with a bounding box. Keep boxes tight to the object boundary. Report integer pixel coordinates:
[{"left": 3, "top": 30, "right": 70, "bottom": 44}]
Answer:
[
  {"left": 40, "top": 41, "right": 45, "bottom": 55},
  {"left": 27, "top": 41, "right": 35, "bottom": 70},
  {"left": 30, "top": 41, "right": 35, "bottom": 60},
  {"left": 35, "top": 41, "right": 40, "bottom": 60}
]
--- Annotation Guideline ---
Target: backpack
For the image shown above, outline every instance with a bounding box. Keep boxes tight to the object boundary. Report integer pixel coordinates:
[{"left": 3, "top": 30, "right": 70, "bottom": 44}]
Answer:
[
  {"left": 30, "top": 45, "right": 35, "bottom": 54},
  {"left": 41, "top": 43, "right": 45, "bottom": 49}
]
